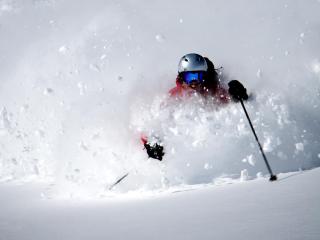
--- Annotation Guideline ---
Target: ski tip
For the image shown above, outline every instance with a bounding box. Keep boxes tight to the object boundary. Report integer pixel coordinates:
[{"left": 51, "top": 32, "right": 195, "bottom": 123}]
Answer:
[{"left": 269, "top": 175, "right": 277, "bottom": 181}]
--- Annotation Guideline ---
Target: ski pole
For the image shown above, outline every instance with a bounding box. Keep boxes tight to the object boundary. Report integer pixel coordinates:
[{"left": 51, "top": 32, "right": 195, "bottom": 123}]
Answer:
[{"left": 239, "top": 99, "right": 277, "bottom": 181}]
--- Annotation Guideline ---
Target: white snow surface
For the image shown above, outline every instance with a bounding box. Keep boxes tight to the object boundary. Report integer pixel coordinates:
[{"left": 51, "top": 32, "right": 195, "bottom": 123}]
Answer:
[
  {"left": 1, "top": 168, "right": 320, "bottom": 240},
  {"left": 0, "top": 0, "right": 320, "bottom": 238}
]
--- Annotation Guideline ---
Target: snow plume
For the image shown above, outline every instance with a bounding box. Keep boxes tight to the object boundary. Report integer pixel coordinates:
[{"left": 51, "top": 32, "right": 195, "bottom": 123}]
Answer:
[
  {"left": 130, "top": 89, "right": 317, "bottom": 187},
  {"left": 0, "top": 0, "right": 320, "bottom": 197}
]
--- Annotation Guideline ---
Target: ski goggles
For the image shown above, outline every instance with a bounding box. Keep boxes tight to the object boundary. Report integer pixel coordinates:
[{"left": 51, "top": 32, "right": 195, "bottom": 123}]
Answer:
[{"left": 182, "top": 71, "right": 205, "bottom": 85}]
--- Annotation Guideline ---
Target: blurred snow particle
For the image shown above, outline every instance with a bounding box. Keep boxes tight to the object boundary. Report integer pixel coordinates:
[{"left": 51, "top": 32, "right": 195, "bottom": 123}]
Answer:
[
  {"left": 318, "top": 153, "right": 320, "bottom": 158},
  {"left": 256, "top": 172, "right": 263, "bottom": 178},
  {"left": 299, "top": 33, "right": 305, "bottom": 44},
  {"left": 33, "top": 0, "right": 55, "bottom": 7},
  {"left": 100, "top": 54, "right": 107, "bottom": 60},
  {"left": 40, "top": 192, "right": 47, "bottom": 199},
  {"left": 77, "top": 82, "right": 87, "bottom": 95},
  {"left": 43, "top": 88, "right": 54, "bottom": 95},
  {"left": 248, "top": 155, "right": 256, "bottom": 166},
  {"left": 263, "top": 136, "right": 273, "bottom": 152},
  {"left": 128, "top": 66, "right": 134, "bottom": 70},
  {"left": 276, "top": 137, "right": 282, "bottom": 146},
  {"left": 58, "top": 45, "right": 69, "bottom": 54},
  {"left": 242, "top": 155, "right": 256, "bottom": 166},
  {"left": 311, "top": 59, "right": 320, "bottom": 74},
  {"left": 295, "top": 142, "right": 304, "bottom": 152},
  {"left": 0, "top": 107, "right": 11, "bottom": 131},
  {"left": 240, "top": 169, "right": 249, "bottom": 181},
  {"left": 0, "top": 1, "right": 13, "bottom": 13},
  {"left": 179, "top": 18, "right": 183, "bottom": 23},
  {"left": 237, "top": 122, "right": 247, "bottom": 134},
  {"left": 89, "top": 64, "right": 101, "bottom": 72},
  {"left": 192, "top": 140, "right": 200, "bottom": 147},
  {"left": 79, "top": 141, "right": 89, "bottom": 151},
  {"left": 169, "top": 127, "right": 178, "bottom": 136},
  {"left": 90, "top": 133, "right": 100, "bottom": 141},
  {"left": 127, "top": 25, "right": 131, "bottom": 30},
  {"left": 256, "top": 69, "right": 262, "bottom": 78},
  {"left": 35, "top": 129, "right": 45, "bottom": 138},
  {"left": 171, "top": 147, "right": 176, "bottom": 154},
  {"left": 155, "top": 34, "right": 165, "bottom": 42},
  {"left": 204, "top": 163, "right": 212, "bottom": 170},
  {"left": 277, "top": 151, "right": 287, "bottom": 159},
  {"left": 20, "top": 104, "right": 29, "bottom": 113},
  {"left": 284, "top": 50, "right": 289, "bottom": 56}
]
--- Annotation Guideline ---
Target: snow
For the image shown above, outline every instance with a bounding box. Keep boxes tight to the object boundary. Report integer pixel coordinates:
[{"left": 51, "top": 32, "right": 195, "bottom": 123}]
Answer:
[
  {"left": 0, "top": 168, "right": 320, "bottom": 240},
  {"left": 0, "top": 0, "right": 320, "bottom": 239}
]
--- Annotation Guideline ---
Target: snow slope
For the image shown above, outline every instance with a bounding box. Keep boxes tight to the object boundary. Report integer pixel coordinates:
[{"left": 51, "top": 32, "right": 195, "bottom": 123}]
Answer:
[
  {"left": 0, "top": 168, "right": 319, "bottom": 240},
  {"left": 0, "top": 0, "right": 320, "bottom": 238}
]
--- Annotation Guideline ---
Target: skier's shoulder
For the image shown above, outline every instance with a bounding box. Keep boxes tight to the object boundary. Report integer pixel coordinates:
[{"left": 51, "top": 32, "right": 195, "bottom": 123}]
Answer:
[
  {"left": 169, "top": 86, "right": 179, "bottom": 96},
  {"left": 169, "top": 76, "right": 183, "bottom": 97}
]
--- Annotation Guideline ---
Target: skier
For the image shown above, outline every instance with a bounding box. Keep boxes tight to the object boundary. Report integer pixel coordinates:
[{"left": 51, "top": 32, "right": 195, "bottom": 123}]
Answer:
[{"left": 141, "top": 53, "right": 248, "bottom": 160}]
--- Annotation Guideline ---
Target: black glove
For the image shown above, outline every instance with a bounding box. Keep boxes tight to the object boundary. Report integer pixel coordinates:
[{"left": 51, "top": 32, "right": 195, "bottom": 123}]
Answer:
[
  {"left": 228, "top": 80, "right": 248, "bottom": 101},
  {"left": 144, "top": 142, "right": 164, "bottom": 161}
]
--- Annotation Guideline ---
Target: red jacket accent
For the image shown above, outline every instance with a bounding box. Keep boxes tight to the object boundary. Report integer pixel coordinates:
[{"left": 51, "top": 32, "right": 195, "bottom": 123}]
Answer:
[
  {"left": 169, "top": 77, "right": 230, "bottom": 104},
  {"left": 141, "top": 134, "right": 148, "bottom": 145},
  {"left": 169, "top": 78, "right": 185, "bottom": 96}
]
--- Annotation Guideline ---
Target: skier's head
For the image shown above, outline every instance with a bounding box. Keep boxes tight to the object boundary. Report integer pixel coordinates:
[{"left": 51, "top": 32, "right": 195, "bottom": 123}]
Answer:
[{"left": 178, "top": 53, "right": 208, "bottom": 89}]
